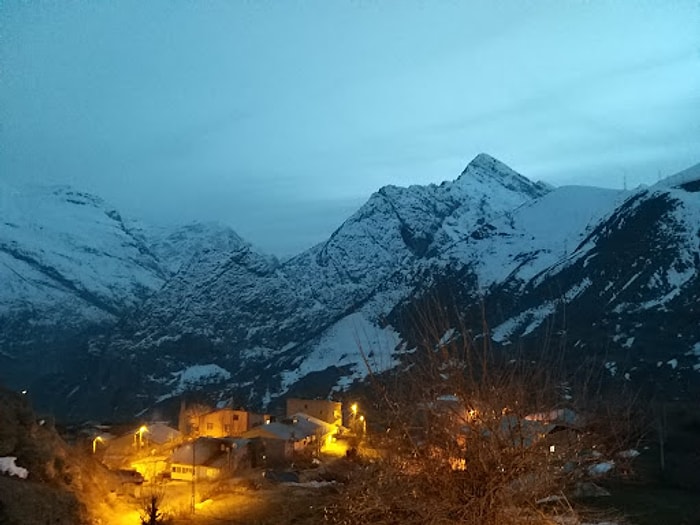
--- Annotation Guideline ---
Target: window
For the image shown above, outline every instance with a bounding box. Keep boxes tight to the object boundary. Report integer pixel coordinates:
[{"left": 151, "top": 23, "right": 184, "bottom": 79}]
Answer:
[{"left": 233, "top": 414, "right": 239, "bottom": 421}]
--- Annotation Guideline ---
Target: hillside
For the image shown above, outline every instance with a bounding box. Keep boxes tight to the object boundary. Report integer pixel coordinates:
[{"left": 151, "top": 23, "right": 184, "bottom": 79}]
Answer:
[{"left": 1, "top": 156, "right": 699, "bottom": 421}]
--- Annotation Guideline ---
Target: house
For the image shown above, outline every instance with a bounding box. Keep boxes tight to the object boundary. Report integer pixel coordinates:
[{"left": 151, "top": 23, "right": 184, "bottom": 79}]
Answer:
[
  {"left": 130, "top": 455, "right": 170, "bottom": 482},
  {"left": 241, "top": 421, "right": 314, "bottom": 465},
  {"left": 141, "top": 422, "right": 182, "bottom": 446},
  {"left": 194, "top": 408, "right": 270, "bottom": 438},
  {"left": 286, "top": 398, "right": 342, "bottom": 427},
  {"left": 488, "top": 414, "right": 557, "bottom": 448},
  {"left": 101, "top": 422, "right": 181, "bottom": 470},
  {"left": 289, "top": 412, "right": 338, "bottom": 444},
  {"left": 241, "top": 413, "right": 339, "bottom": 465},
  {"left": 524, "top": 408, "right": 584, "bottom": 452},
  {"left": 170, "top": 437, "right": 249, "bottom": 481},
  {"left": 198, "top": 409, "right": 249, "bottom": 437},
  {"left": 462, "top": 409, "right": 583, "bottom": 450}
]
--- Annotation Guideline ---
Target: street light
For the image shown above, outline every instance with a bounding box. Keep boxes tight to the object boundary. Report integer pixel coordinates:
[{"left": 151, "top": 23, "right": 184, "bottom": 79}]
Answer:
[
  {"left": 137, "top": 425, "right": 148, "bottom": 448},
  {"left": 350, "top": 404, "right": 361, "bottom": 437},
  {"left": 92, "top": 436, "right": 104, "bottom": 454}
]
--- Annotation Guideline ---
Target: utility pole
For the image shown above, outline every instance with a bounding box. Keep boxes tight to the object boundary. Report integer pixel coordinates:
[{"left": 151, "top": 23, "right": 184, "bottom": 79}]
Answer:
[{"left": 191, "top": 440, "right": 196, "bottom": 514}]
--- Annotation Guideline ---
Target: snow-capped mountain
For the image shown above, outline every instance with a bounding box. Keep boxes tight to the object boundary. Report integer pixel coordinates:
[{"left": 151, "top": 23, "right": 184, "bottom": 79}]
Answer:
[
  {"left": 85, "top": 155, "right": 553, "bottom": 411},
  {"left": 2, "top": 155, "right": 699, "bottom": 421},
  {"left": 0, "top": 183, "right": 163, "bottom": 318},
  {"left": 0, "top": 182, "right": 247, "bottom": 402},
  {"left": 484, "top": 166, "right": 700, "bottom": 386}
]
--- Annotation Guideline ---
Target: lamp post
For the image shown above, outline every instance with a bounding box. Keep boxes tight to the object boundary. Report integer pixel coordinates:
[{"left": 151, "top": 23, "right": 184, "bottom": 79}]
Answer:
[
  {"left": 350, "top": 403, "right": 359, "bottom": 434},
  {"left": 92, "top": 436, "right": 104, "bottom": 454},
  {"left": 136, "top": 425, "right": 148, "bottom": 448},
  {"left": 191, "top": 440, "right": 196, "bottom": 514}
]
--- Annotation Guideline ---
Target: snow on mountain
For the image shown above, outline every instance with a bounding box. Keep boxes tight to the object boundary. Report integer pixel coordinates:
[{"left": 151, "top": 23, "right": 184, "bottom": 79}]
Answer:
[
  {"left": 278, "top": 312, "right": 404, "bottom": 393},
  {"left": 488, "top": 171, "right": 700, "bottom": 377},
  {"left": 283, "top": 153, "right": 550, "bottom": 314},
  {"left": 4, "top": 154, "right": 700, "bottom": 421},
  {"left": 442, "top": 185, "right": 626, "bottom": 288},
  {"left": 119, "top": 236, "right": 286, "bottom": 351},
  {"left": 0, "top": 182, "right": 251, "bottom": 328},
  {"left": 146, "top": 222, "right": 252, "bottom": 275},
  {"left": 652, "top": 161, "right": 700, "bottom": 191},
  {"left": 96, "top": 154, "right": 553, "bottom": 409},
  {"left": 0, "top": 182, "right": 251, "bottom": 404},
  {"left": 0, "top": 183, "right": 164, "bottom": 316}
]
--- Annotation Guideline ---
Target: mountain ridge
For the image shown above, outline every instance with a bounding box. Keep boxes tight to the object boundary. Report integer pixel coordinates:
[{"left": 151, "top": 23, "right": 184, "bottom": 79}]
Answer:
[{"left": 1, "top": 155, "right": 699, "bottom": 421}]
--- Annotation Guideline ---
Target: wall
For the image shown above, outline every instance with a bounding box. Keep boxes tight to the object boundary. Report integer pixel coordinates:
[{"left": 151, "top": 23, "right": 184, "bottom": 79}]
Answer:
[
  {"left": 198, "top": 409, "right": 249, "bottom": 437},
  {"left": 286, "top": 399, "right": 342, "bottom": 426}
]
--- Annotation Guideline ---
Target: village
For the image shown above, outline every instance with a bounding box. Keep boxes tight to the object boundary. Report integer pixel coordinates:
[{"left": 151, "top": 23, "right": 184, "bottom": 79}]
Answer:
[
  {"left": 79, "top": 397, "right": 369, "bottom": 523},
  {"left": 68, "top": 389, "right": 634, "bottom": 525},
  {"left": 1, "top": 381, "right": 675, "bottom": 525}
]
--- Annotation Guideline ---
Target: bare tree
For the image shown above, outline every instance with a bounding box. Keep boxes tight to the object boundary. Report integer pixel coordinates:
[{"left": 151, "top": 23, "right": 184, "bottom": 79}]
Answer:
[
  {"left": 326, "top": 299, "right": 641, "bottom": 525},
  {"left": 140, "top": 488, "right": 170, "bottom": 525}
]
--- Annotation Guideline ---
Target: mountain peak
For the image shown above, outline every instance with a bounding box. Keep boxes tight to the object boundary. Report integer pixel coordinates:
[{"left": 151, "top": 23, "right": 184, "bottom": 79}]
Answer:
[
  {"left": 460, "top": 152, "right": 510, "bottom": 175},
  {"left": 458, "top": 153, "right": 550, "bottom": 200}
]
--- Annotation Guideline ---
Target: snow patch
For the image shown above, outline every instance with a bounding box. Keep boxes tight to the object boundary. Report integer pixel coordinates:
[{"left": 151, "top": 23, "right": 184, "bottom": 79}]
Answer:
[
  {"left": 604, "top": 361, "right": 617, "bottom": 377},
  {"left": 66, "top": 385, "right": 80, "bottom": 398},
  {"left": 280, "top": 312, "right": 402, "bottom": 393},
  {"left": 438, "top": 328, "right": 457, "bottom": 347},
  {"left": 588, "top": 461, "right": 615, "bottom": 477},
  {"left": 691, "top": 342, "right": 700, "bottom": 357},
  {"left": 0, "top": 457, "right": 28, "bottom": 479},
  {"left": 617, "top": 449, "right": 640, "bottom": 459},
  {"left": 491, "top": 302, "right": 556, "bottom": 343},
  {"left": 157, "top": 364, "right": 232, "bottom": 402}
]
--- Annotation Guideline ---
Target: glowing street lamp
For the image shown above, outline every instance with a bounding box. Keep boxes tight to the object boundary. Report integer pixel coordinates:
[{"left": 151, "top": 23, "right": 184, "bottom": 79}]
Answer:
[
  {"left": 351, "top": 403, "right": 358, "bottom": 416},
  {"left": 136, "top": 425, "right": 148, "bottom": 448},
  {"left": 92, "top": 436, "right": 104, "bottom": 454}
]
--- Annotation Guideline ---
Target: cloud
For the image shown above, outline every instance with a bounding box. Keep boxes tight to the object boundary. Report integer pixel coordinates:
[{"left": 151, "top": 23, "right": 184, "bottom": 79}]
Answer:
[{"left": 1, "top": 1, "right": 699, "bottom": 255}]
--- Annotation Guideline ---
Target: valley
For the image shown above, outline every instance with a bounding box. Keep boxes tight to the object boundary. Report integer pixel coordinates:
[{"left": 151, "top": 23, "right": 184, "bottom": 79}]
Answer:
[{"left": 2, "top": 155, "right": 700, "bottom": 524}]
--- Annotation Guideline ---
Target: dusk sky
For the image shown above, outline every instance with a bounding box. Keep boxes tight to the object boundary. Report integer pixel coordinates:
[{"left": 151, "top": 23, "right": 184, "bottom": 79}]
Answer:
[{"left": 2, "top": 1, "right": 699, "bottom": 256}]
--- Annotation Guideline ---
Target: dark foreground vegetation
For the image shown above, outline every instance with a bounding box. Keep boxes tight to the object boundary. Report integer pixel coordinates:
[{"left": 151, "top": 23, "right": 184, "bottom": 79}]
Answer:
[{"left": 2, "top": 308, "right": 700, "bottom": 524}]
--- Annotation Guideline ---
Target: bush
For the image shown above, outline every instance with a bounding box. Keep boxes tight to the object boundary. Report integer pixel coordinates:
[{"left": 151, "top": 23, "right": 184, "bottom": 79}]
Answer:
[{"left": 326, "top": 305, "right": 642, "bottom": 524}]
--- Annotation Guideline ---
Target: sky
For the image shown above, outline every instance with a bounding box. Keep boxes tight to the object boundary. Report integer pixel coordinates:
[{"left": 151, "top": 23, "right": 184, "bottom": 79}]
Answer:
[{"left": 1, "top": 1, "right": 699, "bottom": 256}]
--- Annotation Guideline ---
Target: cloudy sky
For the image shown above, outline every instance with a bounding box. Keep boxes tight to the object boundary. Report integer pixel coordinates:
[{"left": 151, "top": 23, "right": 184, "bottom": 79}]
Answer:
[{"left": 2, "top": 1, "right": 699, "bottom": 256}]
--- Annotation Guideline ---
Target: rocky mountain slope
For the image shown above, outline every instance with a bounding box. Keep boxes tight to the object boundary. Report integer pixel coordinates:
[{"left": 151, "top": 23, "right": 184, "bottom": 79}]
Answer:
[
  {"left": 90, "top": 154, "right": 555, "bottom": 412},
  {"left": 484, "top": 165, "right": 700, "bottom": 390},
  {"left": 0, "top": 181, "right": 251, "bottom": 404},
  {"left": 1, "top": 155, "right": 699, "bottom": 421}
]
